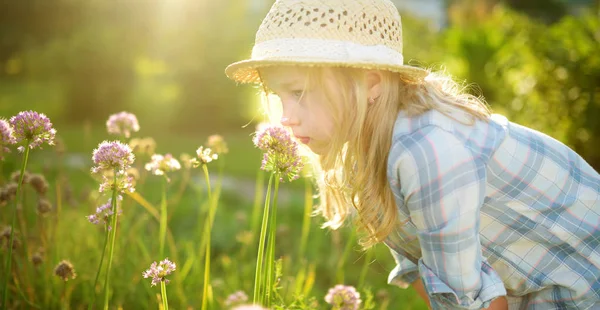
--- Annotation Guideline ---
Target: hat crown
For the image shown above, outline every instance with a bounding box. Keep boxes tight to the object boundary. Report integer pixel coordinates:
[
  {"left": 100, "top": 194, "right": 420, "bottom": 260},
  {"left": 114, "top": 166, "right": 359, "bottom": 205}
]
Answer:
[{"left": 256, "top": 0, "right": 403, "bottom": 54}]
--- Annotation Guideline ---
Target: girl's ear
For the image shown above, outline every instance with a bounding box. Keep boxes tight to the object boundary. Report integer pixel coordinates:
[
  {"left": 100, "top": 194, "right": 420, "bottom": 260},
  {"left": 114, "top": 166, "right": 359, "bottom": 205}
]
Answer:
[{"left": 366, "top": 70, "right": 383, "bottom": 101}]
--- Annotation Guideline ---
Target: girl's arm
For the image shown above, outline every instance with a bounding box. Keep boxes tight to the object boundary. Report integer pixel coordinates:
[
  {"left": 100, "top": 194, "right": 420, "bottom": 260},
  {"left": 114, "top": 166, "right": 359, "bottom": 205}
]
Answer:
[{"left": 411, "top": 277, "right": 508, "bottom": 310}]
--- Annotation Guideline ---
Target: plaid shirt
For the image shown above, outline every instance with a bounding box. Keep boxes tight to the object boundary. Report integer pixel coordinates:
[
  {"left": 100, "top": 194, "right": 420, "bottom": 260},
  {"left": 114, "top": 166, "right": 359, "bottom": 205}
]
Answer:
[{"left": 385, "top": 109, "right": 600, "bottom": 309}]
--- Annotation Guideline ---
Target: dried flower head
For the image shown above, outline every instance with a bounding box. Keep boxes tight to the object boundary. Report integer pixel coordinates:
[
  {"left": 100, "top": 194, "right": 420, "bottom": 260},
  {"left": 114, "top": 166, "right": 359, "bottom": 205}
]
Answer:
[
  {"left": 129, "top": 137, "right": 156, "bottom": 156},
  {"left": 31, "top": 249, "right": 45, "bottom": 267},
  {"left": 0, "top": 226, "right": 20, "bottom": 250},
  {"left": 91, "top": 141, "right": 135, "bottom": 174},
  {"left": 106, "top": 111, "right": 140, "bottom": 138},
  {"left": 9, "top": 111, "right": 56, "bottom": 152},
  {"left": 87, "top": 196, "right": 123, "bottom": 230},
  {"left": 224, "top": 290, "right": 249, "bottom": 307},
  {"left": 11, "top": 170, "right": 30, "bottom": 185},
  {"left": 325, "top": 285, "right": 362, "bottom": 310},
  {"left": 0, "top": 119, "right": 16, "bottom": 160},
  {"left": 144, "top": 154, "right": 181, "bottom": 177},
  {"left": 0, "top": 183, "right": 18, "bottom": 205},
  {"left": 142, "top": 258, "right": 176, "bottom": 286},
  {"left": 253, "top": 126, "right": 304, "bottom": 182},
  {"left": 37, "top": 198, "right": 52, "bottom": 216},
  {"left": 207, "top": 135, "right": 229, "bottom": 155},
  {"left": 29, "top": 173, "right": 49, "bottom": 195},
  {"left": 191, "top": 146, "right": 218, "bottom": 167},
  {"left": 54, "top": 260, "right": 77, "bottom": 281}
]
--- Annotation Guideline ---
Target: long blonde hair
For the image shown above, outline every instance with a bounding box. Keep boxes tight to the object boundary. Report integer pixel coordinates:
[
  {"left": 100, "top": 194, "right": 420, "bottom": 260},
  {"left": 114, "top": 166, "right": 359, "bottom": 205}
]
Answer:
[{"left": 259, "top": 67, "right": 491, "bottom": 248}]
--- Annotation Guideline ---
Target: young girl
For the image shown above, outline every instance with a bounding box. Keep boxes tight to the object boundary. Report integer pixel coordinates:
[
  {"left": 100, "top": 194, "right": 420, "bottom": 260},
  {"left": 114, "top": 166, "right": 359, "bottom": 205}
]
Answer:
[{"left": 225, "top": 0, "right": 600, "bottom": 309}]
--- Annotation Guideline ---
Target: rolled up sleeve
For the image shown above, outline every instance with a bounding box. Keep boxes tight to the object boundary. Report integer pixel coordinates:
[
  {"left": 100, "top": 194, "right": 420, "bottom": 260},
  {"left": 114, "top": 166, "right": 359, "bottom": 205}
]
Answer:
[
  {"left": 394, "top": 125, "right": 506, "bottom": 309},
  {"left": 387, "top": 246, "right": 420, "bottom": 289}
]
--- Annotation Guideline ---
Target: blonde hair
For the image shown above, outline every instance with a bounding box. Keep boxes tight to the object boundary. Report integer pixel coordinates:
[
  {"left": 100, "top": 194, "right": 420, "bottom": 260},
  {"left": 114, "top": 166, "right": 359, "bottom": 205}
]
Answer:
[{"left": 259, "top": 67, "right": 491, "bottom": 248}]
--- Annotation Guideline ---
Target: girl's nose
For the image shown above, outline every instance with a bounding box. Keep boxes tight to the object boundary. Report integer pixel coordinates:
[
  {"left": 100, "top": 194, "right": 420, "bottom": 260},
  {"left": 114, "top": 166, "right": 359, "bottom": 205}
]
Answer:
[{"left": 280, "top": 116, "right": 298, "bottom": 127}]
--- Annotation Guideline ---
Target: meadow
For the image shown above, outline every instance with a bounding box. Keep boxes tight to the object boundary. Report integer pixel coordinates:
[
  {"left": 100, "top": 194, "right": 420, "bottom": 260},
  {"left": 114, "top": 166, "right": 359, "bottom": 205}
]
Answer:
[{"left": 0, "top": 110, "right": 428, "bottom": 309}]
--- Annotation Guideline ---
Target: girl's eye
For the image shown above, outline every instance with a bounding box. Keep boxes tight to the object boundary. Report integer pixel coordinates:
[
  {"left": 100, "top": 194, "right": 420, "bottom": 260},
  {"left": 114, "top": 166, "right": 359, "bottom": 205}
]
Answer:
[{"left": 291, "top": 90, "right": 304, "bottom": 98}]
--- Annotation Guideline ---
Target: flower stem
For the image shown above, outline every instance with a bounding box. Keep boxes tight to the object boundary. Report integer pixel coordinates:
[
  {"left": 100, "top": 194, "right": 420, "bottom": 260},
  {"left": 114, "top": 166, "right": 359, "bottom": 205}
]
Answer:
[
  {"left": 253, "top": 173, "right": 274, "bottom": 305},
  {"left": 2, "top": 143, "right": 31, "bottom": 309},
  {"left": 160, "top": 281, "right": 169, "bottom": 310},
  {"left": 265, "top": 176, "right": 280, "bottom": 307},
  {"left": 201, "top": 164, "right": 214, "bottom": 310},
  {"left": 159, "top": 177, "right": 168, "bottom": 257},
  {"left": 299, "top": 177, "right": 313, "bottom": 259},
  {"left": 88, "top": 226, "right": 110, "bottom": 310},
  {"left": 102, "top": 171, "right": 119, "bottom": 310}
]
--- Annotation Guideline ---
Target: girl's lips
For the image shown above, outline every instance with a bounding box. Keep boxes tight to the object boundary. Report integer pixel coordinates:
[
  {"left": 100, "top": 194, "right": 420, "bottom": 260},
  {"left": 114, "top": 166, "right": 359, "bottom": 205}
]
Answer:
[{"left": 295, "top": 136, "right": 310, "bottom": 144}]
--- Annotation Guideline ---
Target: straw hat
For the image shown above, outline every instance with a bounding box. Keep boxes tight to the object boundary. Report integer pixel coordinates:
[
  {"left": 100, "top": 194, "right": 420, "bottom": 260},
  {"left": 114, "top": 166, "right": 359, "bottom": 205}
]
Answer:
[{"left": 225, "top": 0, "right": 429, "bottom": 84}]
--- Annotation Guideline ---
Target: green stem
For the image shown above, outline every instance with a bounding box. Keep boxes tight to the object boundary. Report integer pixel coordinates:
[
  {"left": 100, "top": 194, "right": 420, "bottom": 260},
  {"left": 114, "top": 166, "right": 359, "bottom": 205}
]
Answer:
[
  {"left": 2, "top": 143, "right": 31, "bottom": 309},
  {"left": 298, "top": 177, "right": 313, "bottom": 259},
  {"left": 88, "top": 226, "right": 110, "bottom": 310},
  {"left": 336, "top": 229, "right": 356, "bottom": 284},
  {"left": 358, "top": 249, "right": 374, "bottom": 289},
  {"left": 159, "top": 177, "right": 168, "bottom": 257},
  {"left": 102, "top": 171, "right": 119, "bottom": 310},
  {"left": 160, "top": 281, "right": 169, "bottom": 310},
  {"left": 253, "top": 173, "right": 273, "bottom": 305},
  {"left": 200, "top": 164, "right": 214, "bottom": 310},
  {"left": 265, "top": 176, "right": 280, "bottom": 307}
]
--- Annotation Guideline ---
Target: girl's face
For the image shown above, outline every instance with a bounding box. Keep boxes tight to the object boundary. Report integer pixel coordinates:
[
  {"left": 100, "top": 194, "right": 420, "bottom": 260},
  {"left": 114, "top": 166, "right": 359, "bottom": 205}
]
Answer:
[{"left": 261, "top": 66, "right": 339, "bottom": 155}]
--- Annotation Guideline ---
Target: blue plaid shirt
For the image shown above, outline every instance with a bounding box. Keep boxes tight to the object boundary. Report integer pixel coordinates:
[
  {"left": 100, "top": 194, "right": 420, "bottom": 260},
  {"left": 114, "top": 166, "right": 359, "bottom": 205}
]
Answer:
[{"left": 385, "top": 109, "right": 600, "bottom": 309}]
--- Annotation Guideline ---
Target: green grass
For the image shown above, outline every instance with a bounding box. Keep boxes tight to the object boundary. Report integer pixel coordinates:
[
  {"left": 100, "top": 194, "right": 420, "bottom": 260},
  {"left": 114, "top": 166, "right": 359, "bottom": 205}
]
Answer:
[{"left": 0, "top": 121, "right": 427, "bottom": 309}]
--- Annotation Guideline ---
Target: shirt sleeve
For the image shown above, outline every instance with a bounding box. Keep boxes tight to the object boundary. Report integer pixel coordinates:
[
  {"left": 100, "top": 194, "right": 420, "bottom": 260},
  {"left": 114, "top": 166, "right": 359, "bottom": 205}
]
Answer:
[
  {"left": 393, "top": 125, "right": 507, "bottom": 309},
  {"left": 387, "top": 246, "right": 420, "bottom": 289}
]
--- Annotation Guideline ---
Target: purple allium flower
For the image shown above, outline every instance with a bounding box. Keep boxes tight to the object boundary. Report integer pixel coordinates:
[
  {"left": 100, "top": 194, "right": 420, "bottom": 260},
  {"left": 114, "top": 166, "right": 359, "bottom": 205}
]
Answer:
[
  {"left": 9, "top": 111, "right": 56, "bottom": 152},
  {"left": 0, "top": 119, "right": 16, "bottom": 160},
  {"left": 144, "top": 153, "right": 181, "bottom": 176},
  {"left": 106, "top": 111, "right": 140, "bottom": 138},
  {"left": 91, "top": 141, "right": 135, "bottom": 174},
  {"left": 191, "top": 146, "right": 218, "bottom": 167},
  {"left": 86, "top": 196, "right": 123, "bottom": 230},
  {"left": 253, "top": 126, "right": 304, "bottom": 182},
  {"left": 54, "top": 260, "right": 76, "bottom": 281},
  {"left": 207, "top": 135, "right": 229, "bottom": 155},
  {"left": 143, "top": 258, "right": 176, "bottom": 287},
  {"left": 224, "top": 290, "right": 249, "bottom": 307},
  {"left": 324, "top": 285, "right": 362, "bottom": 310}
]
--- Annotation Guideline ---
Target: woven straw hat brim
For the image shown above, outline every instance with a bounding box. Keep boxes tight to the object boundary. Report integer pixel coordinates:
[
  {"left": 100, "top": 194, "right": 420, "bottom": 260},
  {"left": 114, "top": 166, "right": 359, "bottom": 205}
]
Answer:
[{"left": 225, "top": 58, "right": 428, "bottom": 84}]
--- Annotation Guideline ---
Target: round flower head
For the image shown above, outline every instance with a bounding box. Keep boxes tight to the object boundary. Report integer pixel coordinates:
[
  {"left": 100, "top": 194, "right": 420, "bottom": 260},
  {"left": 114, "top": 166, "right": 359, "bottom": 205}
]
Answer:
[
  {"left": 253, "top": 125, "right": 304, "bottom": 182},
  {"left": 0, "top": 119, "right": 16, "bottom": 160},
  {"left": 86, "top": 196, "right": 123, "bottom": 230},
  {"left": 325, "top": 285, "right": 362, "bottom": 310},
  {"left": 37, "top": 198, "right": 52, "bottom": 216},
  {"left": 106, "top": 111, "right": 140, "bottom": 138},
  {"left": 144, "top": 153, "right": 181, "bottom": 176},
  {"left": 143, "top": 258, "right": 176, "bottom": 286},
  {"left": 224, "top": 290, "right": 249, "bottom": 307},
  {"left": 207, "top": 135, "right": 229, "bottom": 155},
  {"left": 91, "top": 141, "right": 135, "bottom": 174},
  {"left": 191, "top": 146, "right": 218, "bottom": 167},
  {"left": 9, "top": 111, "right": 56, "bottom": 152},
  {"left": 29, "top": 173, "right": 49, "bottom": 196},
  {"left": 54, "top": 260, "right": 77, "bottom": 281}
]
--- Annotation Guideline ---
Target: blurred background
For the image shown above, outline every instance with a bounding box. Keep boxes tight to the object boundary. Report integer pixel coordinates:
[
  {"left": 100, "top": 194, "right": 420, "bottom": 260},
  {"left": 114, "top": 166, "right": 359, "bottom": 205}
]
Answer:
[{"left": 0, "top": 0, "right": 599, "bottom": 169}]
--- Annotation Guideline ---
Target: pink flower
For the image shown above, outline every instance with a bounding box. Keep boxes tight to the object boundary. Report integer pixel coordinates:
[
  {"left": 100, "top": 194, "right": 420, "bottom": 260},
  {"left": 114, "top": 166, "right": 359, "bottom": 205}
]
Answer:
[
  {"left": 143, "top": 258, "right": 176, "bottom": 286},
  {"left": 325, "top": 285, "right": 361, "bottom": 310},
  {"left": 106, "top": 111, "right": 140, "bottom": 138},
  {"left": 0, "top": 119, "right": 16, "bottom": 160},
  {"left": 9, "top": 111, "right": 56, "bottom": 152},
  {"left": 253, "top": 125, "right": 303, "bottom": 182}
]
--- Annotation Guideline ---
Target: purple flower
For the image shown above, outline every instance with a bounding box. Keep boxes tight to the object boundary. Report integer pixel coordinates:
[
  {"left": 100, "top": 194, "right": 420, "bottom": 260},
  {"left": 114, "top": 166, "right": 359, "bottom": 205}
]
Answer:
[
  {"left": 325, "top": 285, "right": 361, "bottom": 310},
  {"left": 87, "top": 196, "right": 123, "bottom": 230},
  {"left": 224, "top": 290, "right": 248, "bottom": 307},
  {"left": 91, "top": 141, "right": 135, "bottom": 174},
  {"left": 106, "top": 111, "right": 140, "bottom": 138},
  {"left": 144, "top": 154, "right": 181, "bottom": 176},
  {"left": 253, "top": 125, "right": 304, "bottom": 182},
  {"left": 143, "top": 258, "right": 176, "bottom": 286},
  {"left": 0, "top": 119, "right": 16, "bottom": 160},
  {"left": 191, "top": 146, "right": 218, "bottom": 167},
  {"left": 9, "top": 111, "right": 56, "bottom": 152}
]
